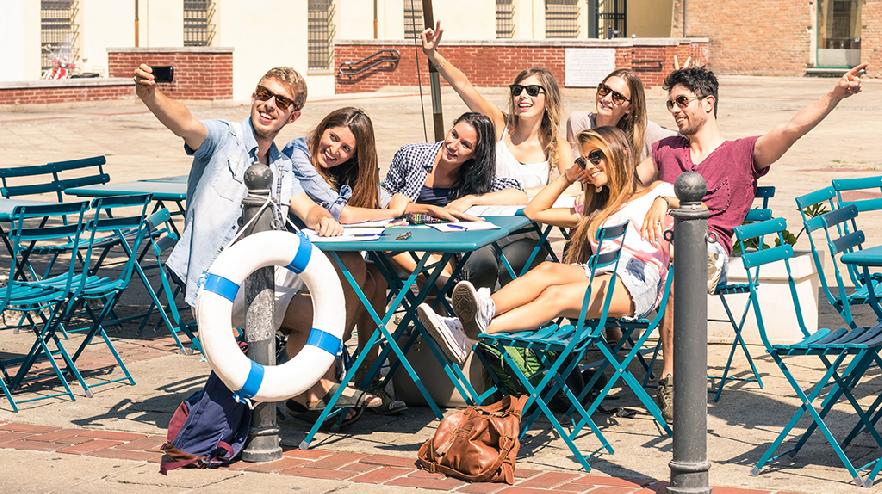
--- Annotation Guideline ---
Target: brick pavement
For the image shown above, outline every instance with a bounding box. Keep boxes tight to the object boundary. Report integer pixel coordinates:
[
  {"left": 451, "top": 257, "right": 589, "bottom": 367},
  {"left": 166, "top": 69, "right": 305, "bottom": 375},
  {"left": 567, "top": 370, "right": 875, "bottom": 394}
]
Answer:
[{"left": 0, "top": 421, "right": 799, "bottom": 494}]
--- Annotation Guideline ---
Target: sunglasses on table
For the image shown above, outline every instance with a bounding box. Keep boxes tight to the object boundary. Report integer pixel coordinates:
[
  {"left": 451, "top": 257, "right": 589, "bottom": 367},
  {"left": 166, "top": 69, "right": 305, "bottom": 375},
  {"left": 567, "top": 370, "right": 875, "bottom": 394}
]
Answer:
[
  {"left": 665, "top": 94, "right": 701, "bottom": 110},
  {"left": 254, "top": 85, "right": 296, "bottom": 110},
  {"left": 509, "top": 84, "right": 546, "bottom": 97},
  {"left": 596, "top": 83, "right": 631, "bottom": 105},
  {"left": 575, "top": 149, "right": 605, "bottom": 169}
]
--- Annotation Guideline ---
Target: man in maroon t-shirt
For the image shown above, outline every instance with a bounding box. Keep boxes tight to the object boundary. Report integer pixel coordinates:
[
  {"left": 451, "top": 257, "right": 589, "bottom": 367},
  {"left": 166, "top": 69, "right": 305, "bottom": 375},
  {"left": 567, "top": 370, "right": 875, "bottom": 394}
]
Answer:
[{"left": 634, "top": 64, "right": 868, "bottom": 422}]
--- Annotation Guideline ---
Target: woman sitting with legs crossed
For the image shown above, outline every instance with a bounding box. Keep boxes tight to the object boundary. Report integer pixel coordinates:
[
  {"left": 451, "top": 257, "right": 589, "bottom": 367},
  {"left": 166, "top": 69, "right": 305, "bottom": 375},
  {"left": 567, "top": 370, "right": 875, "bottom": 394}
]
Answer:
[{"left": 417, "top": 127, "right": 674, "bottom": 365}]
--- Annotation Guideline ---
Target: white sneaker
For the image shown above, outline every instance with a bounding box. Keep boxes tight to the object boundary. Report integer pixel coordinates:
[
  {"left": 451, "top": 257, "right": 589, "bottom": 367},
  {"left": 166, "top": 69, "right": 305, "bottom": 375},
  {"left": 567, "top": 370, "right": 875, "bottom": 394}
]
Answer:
[
  {"left": 452, "top": 281, "right": 495, "bottom": 339},
  {"left": 417, "top": 304, "right": 469, "bottom": 365}
]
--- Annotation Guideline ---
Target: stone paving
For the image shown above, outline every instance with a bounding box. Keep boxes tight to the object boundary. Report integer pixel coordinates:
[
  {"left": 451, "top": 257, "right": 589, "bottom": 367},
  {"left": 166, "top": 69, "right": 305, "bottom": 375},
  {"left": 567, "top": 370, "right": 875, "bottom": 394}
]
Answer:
[{"left": 0, "top": 75, "right": 881, "bottom": 493}]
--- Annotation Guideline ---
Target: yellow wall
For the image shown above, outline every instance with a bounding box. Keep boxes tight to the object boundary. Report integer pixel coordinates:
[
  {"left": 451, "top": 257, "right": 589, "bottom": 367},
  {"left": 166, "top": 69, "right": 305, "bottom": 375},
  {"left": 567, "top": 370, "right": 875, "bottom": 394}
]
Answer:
[
  {"left": 80, "top": 0, "right": 136, "bottom": 76},
  {"left": 142, "top": 0, "right": 184, "bottom": 48},
  {"left": 0, "top": 0, "right": 41, "bottom": 81},
  {"left": 628, "top": 0, "right": 673, "bottom": 37}
]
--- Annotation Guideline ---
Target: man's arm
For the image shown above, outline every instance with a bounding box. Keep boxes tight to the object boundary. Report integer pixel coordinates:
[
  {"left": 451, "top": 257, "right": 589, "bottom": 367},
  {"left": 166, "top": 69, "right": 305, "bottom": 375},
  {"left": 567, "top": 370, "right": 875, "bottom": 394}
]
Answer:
[
  {"left": 289, "top": 192, "right": 343, "bottom": 237},
  {"left": 754, "top": 63, "right": 867, "bottom": 169},
  {"left": 134, "top": 64, "right": 208, "bottom": 151}
]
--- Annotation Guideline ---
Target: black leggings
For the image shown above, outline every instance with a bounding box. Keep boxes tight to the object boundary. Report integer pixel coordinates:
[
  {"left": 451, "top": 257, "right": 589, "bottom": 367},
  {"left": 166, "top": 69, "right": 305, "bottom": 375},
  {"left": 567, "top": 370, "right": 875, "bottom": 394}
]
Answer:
[{"left": 460, "top": 236, "right": 548, "bottom": 291}]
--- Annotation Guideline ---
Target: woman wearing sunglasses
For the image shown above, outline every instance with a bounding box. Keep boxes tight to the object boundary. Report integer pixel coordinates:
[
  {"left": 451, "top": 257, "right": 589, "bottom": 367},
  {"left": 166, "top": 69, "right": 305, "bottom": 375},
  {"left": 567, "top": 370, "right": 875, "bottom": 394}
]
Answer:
[
  {"left": 417, "top": 127, "right": 674, "bottom": 365},
  {"left": 566, "top": 69, "right": 675, "bottom": 184},
  {"left": 280, "top": 107, "right": 409, "bottom": 419},
  {"left": 421, "top": 21, "right": 571, "bottom": 189}
]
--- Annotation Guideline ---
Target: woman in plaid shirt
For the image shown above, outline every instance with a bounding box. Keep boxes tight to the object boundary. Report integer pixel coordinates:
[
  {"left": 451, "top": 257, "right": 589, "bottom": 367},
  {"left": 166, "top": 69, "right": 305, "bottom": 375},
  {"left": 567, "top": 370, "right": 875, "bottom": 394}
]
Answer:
[{"left": 381, "top": 112, "right": 532, "bottom": 290}]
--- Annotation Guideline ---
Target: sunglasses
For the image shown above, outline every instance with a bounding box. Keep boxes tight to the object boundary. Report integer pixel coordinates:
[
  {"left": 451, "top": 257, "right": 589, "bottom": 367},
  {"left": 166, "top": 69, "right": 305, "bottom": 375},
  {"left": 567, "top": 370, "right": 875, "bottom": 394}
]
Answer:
[
  {"left": 575, "top": 149, "right": 605, "bottom": 169},
  {"left": 596, "top": 83, "right": 631, "bottom": 105},
  {"left": 509, "top": 84, "right": 545, "bottom": 97},
  {"left": 665, "top": 94, "right": 700, "bottom": 110},
  {"left": 254, "top": 85, "right": 296, "bottom": 110}
]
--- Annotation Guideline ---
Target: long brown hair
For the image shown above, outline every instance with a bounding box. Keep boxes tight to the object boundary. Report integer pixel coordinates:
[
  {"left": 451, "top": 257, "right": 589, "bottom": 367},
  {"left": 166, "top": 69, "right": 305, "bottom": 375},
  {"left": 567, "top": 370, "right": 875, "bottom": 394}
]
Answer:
[
  {"left": 506, "top": 67, "right": 562, "bottom": 170},
  {"left": 307, "top": 107, "right": 379, "bottom": 209},
  {"left": 564, "top": 127, "right": 638, "bottom": 264},
  {"left": 601, "top": 69, "right": 648, "bottom": 160}
]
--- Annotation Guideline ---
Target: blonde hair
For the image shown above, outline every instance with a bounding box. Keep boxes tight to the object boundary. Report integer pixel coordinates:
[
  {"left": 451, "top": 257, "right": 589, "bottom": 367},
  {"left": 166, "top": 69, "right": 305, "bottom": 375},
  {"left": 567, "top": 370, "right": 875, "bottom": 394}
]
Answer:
[
  {"left": 259, "top": 67, "right": 307, "bottom": 111},
  {"left": 506, "top": 67, "right": 562, "bottom": 170},
  {"left": 564, "top": 127, "right": 638, "bottom": 264},
  {"left": 601, "top": 69, "right": 648, "bottom": 160}
]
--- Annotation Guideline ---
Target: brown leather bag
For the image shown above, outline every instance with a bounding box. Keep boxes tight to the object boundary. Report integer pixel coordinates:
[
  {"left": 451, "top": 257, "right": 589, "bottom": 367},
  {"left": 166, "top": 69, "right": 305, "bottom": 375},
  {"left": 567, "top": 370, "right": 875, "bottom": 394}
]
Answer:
[{"left": 416, "top": 395, "right": 528, "bottom": 485}]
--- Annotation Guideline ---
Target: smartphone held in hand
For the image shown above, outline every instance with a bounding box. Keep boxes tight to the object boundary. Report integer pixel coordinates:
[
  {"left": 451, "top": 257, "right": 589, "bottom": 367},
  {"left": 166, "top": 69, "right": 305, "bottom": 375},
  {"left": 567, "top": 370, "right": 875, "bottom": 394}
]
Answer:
[{"left": 152, "top": 66, "right": 175, "bottom": 83}]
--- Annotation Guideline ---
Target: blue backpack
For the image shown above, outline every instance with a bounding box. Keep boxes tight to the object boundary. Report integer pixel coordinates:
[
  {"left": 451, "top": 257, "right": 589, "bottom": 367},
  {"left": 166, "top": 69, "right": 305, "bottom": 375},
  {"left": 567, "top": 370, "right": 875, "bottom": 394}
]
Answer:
[{"left": 160, "top": 368, "right": 252, "bottom": 473}]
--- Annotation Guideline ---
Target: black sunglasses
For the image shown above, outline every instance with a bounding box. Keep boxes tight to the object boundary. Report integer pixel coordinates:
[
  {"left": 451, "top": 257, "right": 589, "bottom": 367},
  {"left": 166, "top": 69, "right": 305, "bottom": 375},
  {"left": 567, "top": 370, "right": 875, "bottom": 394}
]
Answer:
[
  {"left": 510, "top": 84, "right": 545, "bottom": 97},
  {"left": 575, "top": 149, "right": 605, "bottom": 169},
  {"left": 666, "top": 94, "right": 700, "bottom": 111},
  {"left": 596, "top": 83, "right": 631, "bottom": 105},
  {"left": 254, "top": 85, "right": 296, "bottom": 110}
]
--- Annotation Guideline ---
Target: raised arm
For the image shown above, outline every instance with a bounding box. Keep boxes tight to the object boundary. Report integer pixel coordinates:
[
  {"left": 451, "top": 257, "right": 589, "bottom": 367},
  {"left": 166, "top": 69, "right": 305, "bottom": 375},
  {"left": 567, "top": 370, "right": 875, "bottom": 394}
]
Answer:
[
  {"left": 754, "top": 63, "right": 867, "bottom": 169},
  {"left": 421, "top": 21, "right": 506, "bottom": 138},
  {"left": 134, "top": 64, "right": 207, "bottom": 151}
]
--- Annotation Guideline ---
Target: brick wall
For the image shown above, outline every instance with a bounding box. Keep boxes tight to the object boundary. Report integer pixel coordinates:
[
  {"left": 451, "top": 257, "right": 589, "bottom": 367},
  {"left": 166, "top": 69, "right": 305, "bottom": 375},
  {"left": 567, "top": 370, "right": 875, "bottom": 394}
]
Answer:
[
  {"left": 684, "top": 0, "right": 812, "bottom": 75},
  {"left": 108, "top": 48, "right": 233, "bottom": 100},
  {"left": 863, "top": 0, "right": 882, "bottom": 74},
  {"left": 0, "top": 80, "right": 134, "bottom": 105},
  {"left": 334, "top": 39, "right": 709, "bottom": 93}
]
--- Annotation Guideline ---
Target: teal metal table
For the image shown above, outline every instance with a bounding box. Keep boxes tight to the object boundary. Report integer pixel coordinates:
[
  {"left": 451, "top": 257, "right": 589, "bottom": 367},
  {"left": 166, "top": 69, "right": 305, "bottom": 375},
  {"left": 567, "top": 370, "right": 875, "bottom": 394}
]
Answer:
[{"left": 299, "top": 216, "right": 531, "bottom": 448}]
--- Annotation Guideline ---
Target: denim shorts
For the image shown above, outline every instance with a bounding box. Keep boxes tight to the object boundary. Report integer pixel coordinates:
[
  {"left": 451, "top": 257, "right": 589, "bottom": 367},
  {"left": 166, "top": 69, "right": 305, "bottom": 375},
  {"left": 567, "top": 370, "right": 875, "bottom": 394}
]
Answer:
[{"left": 583, "top": 254, "right": 662, "bottom": 319}]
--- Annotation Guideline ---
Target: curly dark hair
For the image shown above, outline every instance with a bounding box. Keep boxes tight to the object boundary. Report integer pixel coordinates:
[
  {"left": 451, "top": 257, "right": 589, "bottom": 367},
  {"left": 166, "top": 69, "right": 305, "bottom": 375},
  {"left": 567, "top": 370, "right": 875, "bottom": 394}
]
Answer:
[
  {"left": 664, "top": 67, "right": 719, "bottom": 116},
  {"left": 450, "top": 112, "right": 497, "bottom": 198}
]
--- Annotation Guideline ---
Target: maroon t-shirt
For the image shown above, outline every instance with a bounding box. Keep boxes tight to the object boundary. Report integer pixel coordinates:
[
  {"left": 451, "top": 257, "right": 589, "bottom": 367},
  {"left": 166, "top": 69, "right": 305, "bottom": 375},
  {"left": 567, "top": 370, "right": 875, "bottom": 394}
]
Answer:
[{"left": 652, "top": 135, "right": 768, "bottom": 254}]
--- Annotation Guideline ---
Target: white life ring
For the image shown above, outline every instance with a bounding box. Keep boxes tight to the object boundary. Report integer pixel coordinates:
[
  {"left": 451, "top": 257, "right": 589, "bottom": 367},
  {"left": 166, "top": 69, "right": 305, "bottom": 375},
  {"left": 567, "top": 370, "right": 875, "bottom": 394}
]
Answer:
[{"left": 195, "top": 230, "right": 345, "bottom": 404}]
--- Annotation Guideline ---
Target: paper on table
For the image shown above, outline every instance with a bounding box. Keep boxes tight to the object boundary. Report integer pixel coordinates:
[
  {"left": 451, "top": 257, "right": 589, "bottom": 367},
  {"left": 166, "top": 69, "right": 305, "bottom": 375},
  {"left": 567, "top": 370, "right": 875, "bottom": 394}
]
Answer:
[
  {"left": 302, "top": 227, "right": 385, "bottom": 242},
  {"left": 427, "top": 221, "right": 501, "bottom": 233},
  {"left": 344, "top": 218, "right": 404, "bottom": 228},
  {"left": 464, "top": 196, "right": 576, "bottom": 217}
]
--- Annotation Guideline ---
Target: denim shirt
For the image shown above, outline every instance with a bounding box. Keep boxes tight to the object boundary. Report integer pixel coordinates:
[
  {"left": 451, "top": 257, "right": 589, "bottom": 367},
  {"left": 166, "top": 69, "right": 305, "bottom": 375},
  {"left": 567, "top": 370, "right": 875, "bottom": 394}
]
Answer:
[
  {"left": 282, "top": 137, "right": 352, "bottom": 220},
  {"left": 166, "top": 117, "right": 302, "bottom": 307}
]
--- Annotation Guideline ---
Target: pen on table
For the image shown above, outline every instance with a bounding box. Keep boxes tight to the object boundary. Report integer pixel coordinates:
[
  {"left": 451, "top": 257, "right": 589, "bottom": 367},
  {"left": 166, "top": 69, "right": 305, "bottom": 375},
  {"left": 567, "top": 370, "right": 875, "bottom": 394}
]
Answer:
[{"left": 446, "top": 223, "right": 467, "bottom": 230}]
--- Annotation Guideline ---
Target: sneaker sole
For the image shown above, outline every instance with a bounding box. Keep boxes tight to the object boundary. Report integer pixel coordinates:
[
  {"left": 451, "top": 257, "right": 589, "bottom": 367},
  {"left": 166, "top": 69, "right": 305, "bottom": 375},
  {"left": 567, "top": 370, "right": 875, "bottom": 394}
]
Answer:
[
  {"left": 452, "top": 283, "right": 481, "bottom": 339},
  {"left": 417, "top": 305, "right": 466, "bottom": 365}
]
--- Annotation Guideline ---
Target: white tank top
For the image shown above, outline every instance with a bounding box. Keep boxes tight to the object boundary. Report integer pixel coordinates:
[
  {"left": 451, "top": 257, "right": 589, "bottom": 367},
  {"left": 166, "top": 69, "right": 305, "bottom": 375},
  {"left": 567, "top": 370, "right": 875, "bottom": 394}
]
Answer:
[{"left": 495, "top": 128, "right": 550, "bottom": 189}]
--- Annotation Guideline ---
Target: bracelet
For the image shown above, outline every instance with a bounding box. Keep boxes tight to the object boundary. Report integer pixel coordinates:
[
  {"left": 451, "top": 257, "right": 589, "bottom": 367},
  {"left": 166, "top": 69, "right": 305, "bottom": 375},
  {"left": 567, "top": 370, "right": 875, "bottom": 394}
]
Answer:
[{"left": 656, "top": 196, "right": 673, "bottom": 209}]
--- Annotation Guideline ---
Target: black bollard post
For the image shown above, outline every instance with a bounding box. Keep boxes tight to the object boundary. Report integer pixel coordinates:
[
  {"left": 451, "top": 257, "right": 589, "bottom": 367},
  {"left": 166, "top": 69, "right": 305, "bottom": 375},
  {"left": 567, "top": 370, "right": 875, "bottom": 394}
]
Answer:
[
  {"left": 668, "top": 172, "right": 711, "bottom": 494},
  {"left": 240, "top": 162, "right": 282, "bottom": 463}
]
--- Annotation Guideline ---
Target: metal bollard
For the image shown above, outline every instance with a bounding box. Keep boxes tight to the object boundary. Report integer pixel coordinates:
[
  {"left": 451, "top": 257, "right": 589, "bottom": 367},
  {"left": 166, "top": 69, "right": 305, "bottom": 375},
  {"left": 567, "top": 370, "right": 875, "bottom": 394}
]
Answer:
[
  {"left": 668, "top": 172, "right": 711, "bottom": 494},
  {"left": 240, "top": 162, "right": 282, "bottom": 462}
]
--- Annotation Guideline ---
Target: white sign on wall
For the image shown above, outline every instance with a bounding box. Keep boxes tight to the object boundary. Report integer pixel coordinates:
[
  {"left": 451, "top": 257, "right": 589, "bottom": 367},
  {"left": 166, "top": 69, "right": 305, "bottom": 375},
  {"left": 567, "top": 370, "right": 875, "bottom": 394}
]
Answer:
[{"left": 564, "top": 48, "right": 616, "bottom": 87}]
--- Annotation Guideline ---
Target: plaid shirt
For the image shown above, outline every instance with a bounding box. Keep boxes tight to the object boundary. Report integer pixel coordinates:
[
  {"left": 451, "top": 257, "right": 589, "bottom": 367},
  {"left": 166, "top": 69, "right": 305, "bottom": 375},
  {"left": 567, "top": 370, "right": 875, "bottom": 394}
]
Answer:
[{"left": 380, "top": 141, "right": 522, "bottom": 206}]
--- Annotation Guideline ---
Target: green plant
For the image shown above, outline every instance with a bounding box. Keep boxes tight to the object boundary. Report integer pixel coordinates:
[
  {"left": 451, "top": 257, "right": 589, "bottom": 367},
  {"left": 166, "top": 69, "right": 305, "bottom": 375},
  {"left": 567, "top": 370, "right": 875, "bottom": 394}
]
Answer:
[{"left": 731, "top": 203, "right": 828, "bottom": 256}]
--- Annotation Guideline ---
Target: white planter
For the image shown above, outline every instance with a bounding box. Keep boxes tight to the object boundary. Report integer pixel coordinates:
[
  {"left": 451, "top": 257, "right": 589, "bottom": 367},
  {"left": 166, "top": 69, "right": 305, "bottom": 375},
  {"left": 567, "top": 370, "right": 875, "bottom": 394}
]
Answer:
[{"left": 708, "top": 250, "right": 820, "bottom": 345}]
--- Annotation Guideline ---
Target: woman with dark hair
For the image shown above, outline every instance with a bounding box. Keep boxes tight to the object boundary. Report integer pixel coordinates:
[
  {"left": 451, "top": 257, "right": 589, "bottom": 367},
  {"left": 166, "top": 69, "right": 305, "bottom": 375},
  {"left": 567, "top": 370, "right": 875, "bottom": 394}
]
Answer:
[
  {"left": 381, "top": 112, "right": 527, "bottom": 286},
  {"left": 418, "top": 127, "right": 674, "bottom": 365},
  {"left": 280, "top": 107, "right": 409, "bottom": 420},
  {"left": 566, "top": 68, "right": 675, "bottom": 184}
]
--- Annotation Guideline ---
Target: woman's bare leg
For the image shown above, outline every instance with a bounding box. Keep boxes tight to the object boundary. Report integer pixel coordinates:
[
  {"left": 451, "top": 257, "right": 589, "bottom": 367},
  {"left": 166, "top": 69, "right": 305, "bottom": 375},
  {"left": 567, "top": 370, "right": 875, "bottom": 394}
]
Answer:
[
  {"left": 490, "top": 261, "right": 587, "bottom": 315},
  {"left": 487, "top": 275, "right": 635, "bottom": 334}
]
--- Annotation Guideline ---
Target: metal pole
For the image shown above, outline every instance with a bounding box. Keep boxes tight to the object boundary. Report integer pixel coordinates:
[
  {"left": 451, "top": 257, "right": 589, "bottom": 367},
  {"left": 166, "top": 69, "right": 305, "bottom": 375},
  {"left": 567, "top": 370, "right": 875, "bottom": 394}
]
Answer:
[
  {"left": 421, "top": 0, "right": 445, "bottom": 141},
  {"left": 134, "top": 0, "right": 140, "bottom": 47},
  {"left": 668, "top": 172, "right": 711, "bottom": 494},
  {"left": 240, "top": 162, "right": 282, "bottom": 463}
]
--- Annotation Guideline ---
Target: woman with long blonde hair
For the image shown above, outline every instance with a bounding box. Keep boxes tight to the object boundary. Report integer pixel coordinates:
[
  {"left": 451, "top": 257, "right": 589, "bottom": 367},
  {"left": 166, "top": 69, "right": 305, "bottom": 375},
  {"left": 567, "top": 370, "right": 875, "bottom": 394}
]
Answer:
[{"left": 417, "top": 127, "right": 674, "bottom": 365}]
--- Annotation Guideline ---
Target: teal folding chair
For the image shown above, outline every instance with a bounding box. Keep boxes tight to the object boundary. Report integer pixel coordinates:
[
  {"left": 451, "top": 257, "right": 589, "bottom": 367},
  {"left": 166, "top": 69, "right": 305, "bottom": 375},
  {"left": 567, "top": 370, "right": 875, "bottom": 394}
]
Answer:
[
  {"left": 477, "top": 222, "right": 648, "bottom": 472},
  {"left": 737, "top": 218, "right": 882, "bottom": 487},
  {"left": 796, "top": 186, "right": 882, "bottom": 326},
  {"left": 0, "top": 201, "right": 92, "bottom": 409},
  {"left": 707, "top": 185, "right": 775, "bottom": 401},
  {"left": 47, "top": 156, "right": 111, "bottom": 195}
]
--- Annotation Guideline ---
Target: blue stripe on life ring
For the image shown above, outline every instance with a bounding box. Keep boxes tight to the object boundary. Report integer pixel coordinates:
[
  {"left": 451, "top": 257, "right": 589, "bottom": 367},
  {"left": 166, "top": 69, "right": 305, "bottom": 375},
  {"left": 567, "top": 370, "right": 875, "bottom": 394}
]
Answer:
[
  {"left": 286, "top": 234, "right": 313, "bottom": 274},
  {"left": 203, "top": 273, "right": 239, "bottom": 303},
  {"left": 234, "top": 359, "right": 265, "bottom": 401},
  {"left": 306, "top": 328, "right": 342, "bottom": 356}
]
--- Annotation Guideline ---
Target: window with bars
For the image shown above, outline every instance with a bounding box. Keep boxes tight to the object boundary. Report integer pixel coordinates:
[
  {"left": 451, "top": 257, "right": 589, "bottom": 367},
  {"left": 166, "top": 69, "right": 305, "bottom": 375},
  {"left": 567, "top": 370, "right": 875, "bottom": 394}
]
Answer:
[
  {"left": 183, "top": 0, "right": 215, "bottom": 47},
  {"left": 545, "top": 0, "right": 579, "bottom": 39},
  {"left": 596, "top": 0, "right": 626, "bottom": 39},
  {"left": 403, "top": 1, "right": 424, "bottom": 41},
  {"left": 41, "top": 0, "right": 77, "bottom": 71},
  {"left": 496, "top": 0, "right": 515, "bottom": 38},
  {"left": 308, "top": 0, "right": 335, "bottom": 69}
]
